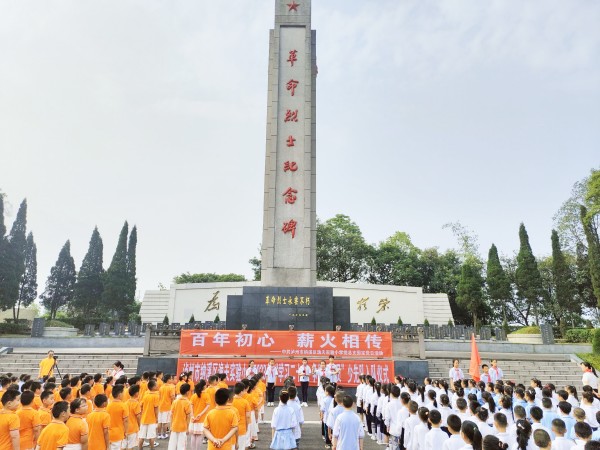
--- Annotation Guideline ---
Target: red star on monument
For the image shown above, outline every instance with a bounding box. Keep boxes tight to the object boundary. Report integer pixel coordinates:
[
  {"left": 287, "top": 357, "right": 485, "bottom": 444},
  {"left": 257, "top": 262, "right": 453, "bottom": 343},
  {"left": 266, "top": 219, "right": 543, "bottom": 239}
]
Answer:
[{"left": 287, "top": 1, "right": 300, "bottom": 12}]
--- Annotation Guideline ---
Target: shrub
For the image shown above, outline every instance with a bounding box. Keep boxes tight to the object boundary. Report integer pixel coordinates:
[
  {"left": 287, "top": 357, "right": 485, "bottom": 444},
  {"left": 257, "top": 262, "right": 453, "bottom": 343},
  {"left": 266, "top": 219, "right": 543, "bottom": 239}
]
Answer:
[
  {"left": 189, "top": 314, "right": 195, "bottom": 323},
  {"left": 448, "top": 319, "right": 454, "bottom": 326},
  {"left": 397, "top": 316, "right": 403, "bottom": 326},
  {"left": 214, "top": 314, "right": 220, "bottom": 324},
  {"left": 510, "top": 326, "right": 541, "bottom": 335},
  {"left": 371, "top": 317, "right": 376, "bottom": 326},
  {"left": 424, "top": 318, "right": 430, "bottom": 326},
  {"left": 0, "top": 322, "right": 29, "bottom": 335},
  {"left": 46, "top": 320, "right": 73, "bottom": 328},
  {"left": 564, "top": 328, "right": 595, "bottom": 343},
  {"left": 162, "top": 315, "right": 169, "bottom": 325},
  {"left": 593, "top": 329, "right": 600, "bottom": 355}
]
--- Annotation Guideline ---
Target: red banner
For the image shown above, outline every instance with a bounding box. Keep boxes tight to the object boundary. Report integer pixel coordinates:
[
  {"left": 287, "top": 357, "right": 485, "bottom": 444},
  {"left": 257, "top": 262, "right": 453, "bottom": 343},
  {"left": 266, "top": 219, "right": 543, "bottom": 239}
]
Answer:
[
  {"left": 178, "top": 358, "right": 395, "bottom": 386},
  {"left": 179, "top": 330, "right": 392, "bottom": 358}
]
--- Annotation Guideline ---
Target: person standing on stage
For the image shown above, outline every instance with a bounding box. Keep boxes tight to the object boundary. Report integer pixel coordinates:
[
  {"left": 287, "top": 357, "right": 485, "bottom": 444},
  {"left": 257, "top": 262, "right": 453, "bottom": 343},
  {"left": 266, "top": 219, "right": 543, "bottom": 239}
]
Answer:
[
  {"left": 297, "top": 358, "right": 312, "bottom": 407},
  {"left": 315, "top": 360, "right": 327, "bottom": 382},
  {"left": 245, "top": 360, "right": 258, "bottom": 379},
  {"left": 265, "top": 358, "right": 279, "bottom": 407},
  {"left": 326, "top": 355, "right": 341, "bottom": 386},
  {"left": 489, "top": 359, "right": 504, "bottom": 383},
  {"left": 38, "top": 350, "right": 56, "bottom": 381},
  {"left": 448, "top": 359, "right": 464, "bottom": 386}
]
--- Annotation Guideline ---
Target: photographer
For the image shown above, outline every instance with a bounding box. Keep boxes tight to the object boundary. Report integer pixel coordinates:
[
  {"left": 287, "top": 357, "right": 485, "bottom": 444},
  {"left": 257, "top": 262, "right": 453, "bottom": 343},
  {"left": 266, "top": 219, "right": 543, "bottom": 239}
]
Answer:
[{"left": 38, "top": 350, "right": 56, "bottom": 381}]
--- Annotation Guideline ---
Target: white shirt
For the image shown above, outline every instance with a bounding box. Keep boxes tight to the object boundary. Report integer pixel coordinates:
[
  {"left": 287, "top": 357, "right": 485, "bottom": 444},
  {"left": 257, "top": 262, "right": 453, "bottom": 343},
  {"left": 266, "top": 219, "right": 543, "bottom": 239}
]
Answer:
[
  {"left": 494, "top": 431, "right": 516, "bottom": 449},
  {"left": 425, "top": 427, "right": 448, "bottom": 450},
  {"left": 490, "top": 367, "right": 504, "bottom": 383},
  {"left": 327, "top": 404, "right": 344, "bottom": 429},
  {"left": 326, "top": 363, "right": 340, "bottom": 383},
  {"left": 403, "top": 414, "right": 421, "bottom": 450},
  {"left": 412, "top": 422, "right": 429, "bottom": 450},
  {"left": 287, "top": 399, "right": 304, "bottom": 439},
  {"left": 245, "top": 366, "right": 257, "bottom": 378},
  {"left": 449, "top": 367, "right": 464, "bottom": 382},
  {"left": 474, "top": 418, "right": 493, "bottom": 437},
  {"left": 385, "top": 398, "right": 403, "bottom": 436},
  {"left": 581, "top": 403, "right": 599, "bottom": 427},
  {"left": 333, "top": 410, "right": 364, "bottom": 450},
  {"left": 297, "top": 364, "right": 311, "bottom": 382},
  {"left": 552, "top": 436, "right": 575, "bottom": 450},
  {"left": 271, "top": 403, "right": 298, "bottom": 431},
  {"left": 265, "top": 365, "right": 278, "bottom": 383},
  {"left": 356, "top": 383, "right": 365, "bottom": 405},
  {"left": 442, "top": 434, "right": 464, "bottom": 450},
  {"left": 569, "top": 440, "right": 587, "bottom": 450}
]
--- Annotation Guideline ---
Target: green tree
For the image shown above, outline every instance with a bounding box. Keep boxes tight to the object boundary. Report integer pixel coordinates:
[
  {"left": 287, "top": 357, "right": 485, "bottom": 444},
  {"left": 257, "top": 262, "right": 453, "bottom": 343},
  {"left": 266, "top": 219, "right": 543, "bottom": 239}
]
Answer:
[
  {"left": 72, "top": 227, "right": 104, "bottom": 319},
  {"left": 456, "top": 257, "right": 485, "bottom": 328},
  {"left": 40, "top": 241, "right": 77, "bottom": 319},
  {"left": 551, "top": 230, "right": 578, "bottom": 334},
  {"left": 249, "top": 255, "right": 261, "bottom": 281},
  {"left": 15, "top": 232, "right": 37, "bottom": 320},
  {"left": 173, "top": 273, "right": 246, "bottom": 284},
  {"left": 317, "top": 214, "right": 373, "bottom": 282},
  {"left": 575, "top": 242, "right": 597, "bottom": 311},
  {"left": 486, "top": 244, "right": 512, "bottom": 326},
  {"left": 368, "top": 233, "right": 423, "bottom": 287},
  {"left": 515, "top": 223, "right": 543, "bottom": 325},
  {"left": 126, "top": 225, "right": 137, "bottom": 306},
  {"left": 553, "top": 176, "right": 590, "bottom": 252},
  {"left": 0, "top": 198, "right": 27, "bottom": 313},
  {"left": 102, "top": 222, "right": 130, "bottom": 321},
  {"left": 581, "top": 205, "right": 600, "bottom": 305}
]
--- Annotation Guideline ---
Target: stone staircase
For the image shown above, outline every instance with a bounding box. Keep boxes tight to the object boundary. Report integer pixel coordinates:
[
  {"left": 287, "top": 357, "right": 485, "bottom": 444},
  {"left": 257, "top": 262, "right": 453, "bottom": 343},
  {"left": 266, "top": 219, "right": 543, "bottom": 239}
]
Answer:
[
  {"left": 427, "top": 357, "right": 584, "bottom": 391},
  {"left": 0, "top": 351, "right": 141, "bottom": 378}
]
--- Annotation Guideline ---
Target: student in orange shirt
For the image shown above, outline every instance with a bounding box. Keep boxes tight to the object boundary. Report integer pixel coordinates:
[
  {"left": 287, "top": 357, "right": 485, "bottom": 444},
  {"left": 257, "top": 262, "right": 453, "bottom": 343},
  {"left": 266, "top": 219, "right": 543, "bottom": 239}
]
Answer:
[
  {"left": 35, "top": 401, "right": 69, "bottom": 450},
  {"left": 126, "top": 385, "right": 141, "bottom": 450},
  {"left": 155, "top": 372, "right": 164, "bottom": 389},
  {"left": 138, "top": 373, "right": 149, "bottom": 401},
  {"left": 138, "top": 379, "right": 160, "bottom": 450},
  {"left": 157, "top": 374, "right": 176, "bottom": 440},
  {"left": 107, "top": 384, "right": 129, "bottom": 450},
  {"left": 189, "top": 380, "right": 210, "bottom": 450},
  {"left": 59, "top": 387, "right": 73, "bottom": 404},
  {"left": 91, "top": 374, "right": 104, "bottom": 400},
  {"left": 86, "top": 394, "right": 110, "bottom": 450},
  {"left": 69, "top": 377, "right": 81, "bottom": 400},
  {"left": 30, "top": 382, "right": 43, "bottom": 411},
  {"left": 79, "top": 385, "right": 94, "bottom": 418},
  {"left": 205, "top": 376, "right": 219, "bottom": 412},
  {"left": 38, "top": 391, "right": 55, "bottom": 430},
  {"left": 65, "top": 397, "right": 88, "bottom": 450},
  {"left": 232, "top": 382, "right": 252, "bottom": 450},
  {"left": 203, "top": 388, "right": 239, "bottom": 450},
  {"left": 217, "top": 374, "right": 228, "bottom": 390},
  {"left": 0, "top": 389, "right": 21, "bottom": 450},
  {"left": 168, "top": 383, "right": 192, "bottom": 450},
  {"left": 18, "top": 391, "right": 42, "bottom": 450},
  {"left": 103, "top": 377, "right": 114, "bottom": 401}
]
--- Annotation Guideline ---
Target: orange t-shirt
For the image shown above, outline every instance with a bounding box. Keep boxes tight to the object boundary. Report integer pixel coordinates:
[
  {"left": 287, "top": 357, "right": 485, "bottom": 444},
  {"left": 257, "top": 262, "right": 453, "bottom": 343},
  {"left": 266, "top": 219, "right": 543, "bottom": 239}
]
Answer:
[
  {"left": 158, "top": 384, "right": 176, "bottom": 413},
  {"left": 32, "top": 395, "right": 43, "bottom": 411},
  {"left": 53, "top": 390, "right": 62, "bottom": 403},
  {"left": 0, "top": 410, "right": 20, "bottom": 450},
  {"left": 66, "top": 414, "right": 88, "bottom": 444},
  {"left": 86, "top": 409, "right": 110, "bottom": 450},
  {"left": 17, "top": 406, "right": 41, "bottom": 450},
  {"left": 191, "top": 391, "right": 211, "bottom": 423},
  {"left": 156, "top": 378, "right": 164, "bottom": 389},
  {"left": 38, "top": 407, "right": 52, "bottom": 428},
  {"left": 170, "top": 396, "right": 192, "bottom": 433},
  {"left": 82, "top": 397, "right": 93, "bottom": 417},
  {"left": 127, "top": 398, "right": 141, "bottom": 434},
  {"left": 106, "top": 399, "right": 128, "bottom": 443},
  {"left": 205, "top": 386, "right": 217, "bottom": 412},
  {"left": 203, "top": 407, "right": 239, "bottom": 450},
  {"left": 36, "top": 421, "right": 68, "bottom": 450},
  {"left": 140, "top": 391, "right": 160, "bottom": 425},
  {"left": 139, "top": 381, "right": 148, "bottom": 399},
  {"left": 104, "top": 384, "right": 113, "bottom": 400},
  {"left": 217, "top": 381, "right": 228, "bottom": 389},
  {"left": 175, "top": 381, "right": 185, "bottom": 396},
  {"left": 91, "top": 383, "right": 104, "bottom": 399},
  {"left": 231, "top": 396, "right": 251, "bottom": 435}
]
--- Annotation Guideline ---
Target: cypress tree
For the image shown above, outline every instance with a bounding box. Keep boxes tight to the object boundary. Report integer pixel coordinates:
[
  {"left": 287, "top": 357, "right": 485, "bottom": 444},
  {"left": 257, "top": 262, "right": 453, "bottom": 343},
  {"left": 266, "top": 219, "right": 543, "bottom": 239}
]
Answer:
[
  {"left": 0, "top": 199, "right": 27, "bottom": 312},
  {"left": 15, "top": 232, "right": 37, "bottom": 320},
  {"left": 575, "top": 242, "right": 597, "bottom": 309},
  {"left": 72, "top": 227, "right": 104, "bottom": 319},
  {"left": 0, "top": 195, "right": 12, "bottom": 311},
  {"left": 551, "top": 230, "right": 577, "bottom": 334},
  {"left": 126, "top": 225, "right": 137, "bottom": 307},
  {"left": 486, "top": 244, "right": 511, "bottom": 326},
  {"left": 102, "top": 221, "right": 129, "bottom": 321},
  {"left": 515, "top": 223, "right": 543, "bottom": 325},
  {"left": 456, "top": 256, "right": 485, "bottom": 329},
  {"left": 40, "top": 241, "right": 77, "bottom": 320},
  {"left": 581, "top": 205, "right": 600, "bottom": 304}
]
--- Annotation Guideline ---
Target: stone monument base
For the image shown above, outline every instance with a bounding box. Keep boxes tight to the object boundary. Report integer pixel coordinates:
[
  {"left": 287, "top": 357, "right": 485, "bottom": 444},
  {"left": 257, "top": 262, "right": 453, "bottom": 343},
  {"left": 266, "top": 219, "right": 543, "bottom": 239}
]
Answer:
[{"left": 226, "top": 286, "right": 350, "bottom": 331}]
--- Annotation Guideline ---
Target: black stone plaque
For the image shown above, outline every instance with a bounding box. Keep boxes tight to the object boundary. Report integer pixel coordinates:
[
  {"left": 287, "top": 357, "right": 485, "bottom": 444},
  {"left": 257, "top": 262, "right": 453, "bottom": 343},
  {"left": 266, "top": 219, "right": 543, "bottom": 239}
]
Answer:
[
  {"left": 540, "top": 323, "right": 555, "bottom": 345},
  {"left": 31, "top": 318, "right": 45, "bottom": 338},
  {"left": 226, "top": 286, "right": 350, "bottom": 331}
]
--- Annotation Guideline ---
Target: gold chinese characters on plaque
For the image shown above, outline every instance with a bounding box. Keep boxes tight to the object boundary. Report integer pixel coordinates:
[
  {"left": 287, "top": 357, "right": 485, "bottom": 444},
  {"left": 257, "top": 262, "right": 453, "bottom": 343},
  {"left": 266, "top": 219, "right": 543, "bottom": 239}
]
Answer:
[{"left": 265, "top": 295, "right": 311, "bottom": 306}]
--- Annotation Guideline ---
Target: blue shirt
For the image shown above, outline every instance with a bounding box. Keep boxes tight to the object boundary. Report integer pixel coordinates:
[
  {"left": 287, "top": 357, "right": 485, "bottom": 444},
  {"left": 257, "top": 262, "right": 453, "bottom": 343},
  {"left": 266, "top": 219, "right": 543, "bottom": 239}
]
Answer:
[{"left": 333, "top": 410, "right": 364, "bottom": 450}]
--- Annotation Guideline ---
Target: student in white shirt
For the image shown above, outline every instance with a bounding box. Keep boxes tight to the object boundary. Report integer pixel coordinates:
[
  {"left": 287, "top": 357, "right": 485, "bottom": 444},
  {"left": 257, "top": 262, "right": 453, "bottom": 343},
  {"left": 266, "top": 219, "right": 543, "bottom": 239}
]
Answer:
[
  {"left": 325, "top": 355, "right": 341, "bottom": 385},
  {"left": 532, "top": 429, "right": 552, "bottom": 450},
  {"left": 425, "top": 409, "right": 448, "bottom": 450},
  {"left": 459, "top": 420, "right": 483, "bottom": 450},
  {"left": 265, "top": 358, "right": 279, "bottom": 406},
  {"left": 580, "top": 392, "right": 599, "bottom": 429},
  {"left": 482, "top": 435, "right": 510, "bottom": 450},
  {"left": 245, "top": 359, "right": 257, "bottom": 379},
  {"left": 332, "top": 394, "right": 364, "bottom": 450},
  {"left": 443, "top": 414, "right": 465, "bottom": 450},
  {"left": 489, "top": 360, "right": 504, "bottom": 383},
  {"left": 566, "top": 386, "right": 579, "bottom": 409},
  {"left": 580, "top": 362, "right": 598, "bottom": 391},
  {"left": 326, "top": 391, "right": 346, "bottom": 444},
  {"left": 449, "top": 359, "right": 465, "bottom": 385},
  {"left": 270, "top": 390, "right": 298, "bottom": 450},
  {"left": 355, "top": 374, "right": 366, "bottom": 426},
  {"left": 403, "top": 401, "right": 421, "bottom": 450},
  {"left": 492, "top": 412, "right": 516, "bottom": 449},
  {"left": 394, "top": 393, "right": 411, "bottom": 450},
  {"left": 570, "top": 421, "right": 593, "bottom": 450},
  {"left": 514, "top": 419, "right": 535, "bottom": 450},
  {"left": 296, "top": 358, "right": 312, "bottom": 407},
  {"left": 550, "top": 419, "right": 574, "bottom": 450},
  {"left": 376, "top": 384, "right": 389, "bottom": 446},
  {"left": 411, "top": 407, "right": 430, "bottom": 450},
  {"left": 385, "top": 385, "right": 403, "bottom": 450},
  {"left": 456, "top": 398, "right": 471, "bottom": 424}
]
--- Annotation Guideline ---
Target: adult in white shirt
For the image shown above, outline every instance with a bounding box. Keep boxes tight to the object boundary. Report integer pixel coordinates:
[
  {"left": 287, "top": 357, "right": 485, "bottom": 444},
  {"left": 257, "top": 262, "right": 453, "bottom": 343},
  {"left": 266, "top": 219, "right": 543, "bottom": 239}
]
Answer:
[
  {"left": 580, "top": 362, "right": 598, "bottom": 391},
  {"left": 448, "top": 359, "right": 464, "bottom": 386},
  {"left": 106, "top": 360, "right": 125, "bottom": 381},
  {"left": 296, "top": 357, "right": 312, "bottom": 406},
  {"left": 265, "top": 358, "right": 279, "bottom": 406},
  {"left": 314, "top": 359, "right": 327, "bottom": 382},
  {"left": 332, "top": 396, "right": 365, "bottom": 450},
  {"left": 489, "top": 359, "right": 504, "bottom": 383},
  {"left": 245, "top": 359, "right": 258, "bottom": 378},
  {"left": 326, "top": 355, "right": 341, "bottom": 384}
]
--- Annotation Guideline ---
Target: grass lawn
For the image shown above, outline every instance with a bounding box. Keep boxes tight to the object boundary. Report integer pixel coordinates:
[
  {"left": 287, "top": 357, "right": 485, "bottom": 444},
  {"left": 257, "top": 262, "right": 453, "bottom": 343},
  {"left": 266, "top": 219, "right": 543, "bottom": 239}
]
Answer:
[{"left": 577, "top": 353, "right": 600, "bottom": 369}]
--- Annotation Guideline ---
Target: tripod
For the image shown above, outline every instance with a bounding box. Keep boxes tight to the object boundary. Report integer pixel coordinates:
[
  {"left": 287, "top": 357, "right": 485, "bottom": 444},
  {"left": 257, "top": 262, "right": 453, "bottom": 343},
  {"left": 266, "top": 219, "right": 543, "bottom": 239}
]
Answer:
[{"left": 52, "top": 359, "right": 63, "bottom": 381}]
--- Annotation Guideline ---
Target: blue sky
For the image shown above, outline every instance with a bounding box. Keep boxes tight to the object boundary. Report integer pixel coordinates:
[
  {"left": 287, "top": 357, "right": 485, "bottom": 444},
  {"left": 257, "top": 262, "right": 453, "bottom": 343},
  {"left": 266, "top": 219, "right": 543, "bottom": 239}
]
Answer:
[{"left": 0, "top": 0, "right": 598, "bottom": 297}]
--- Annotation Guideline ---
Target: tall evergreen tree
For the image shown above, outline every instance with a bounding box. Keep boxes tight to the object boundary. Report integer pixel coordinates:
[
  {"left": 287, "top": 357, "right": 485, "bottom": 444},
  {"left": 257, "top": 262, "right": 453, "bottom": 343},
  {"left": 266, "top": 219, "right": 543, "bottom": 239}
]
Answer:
[
  {"left": 126, "top": 225, "right": 137, "bottom": 305},
  {"left": 40, "top": 241, "right": 77, "bottom": 320},
  {"left": 575, "top": 242, "right": 597, "bottom": 309},
  {"left": 581, "top": 205, "right": 600, "bottom": 304},
  {"left": 15, "top": 232, "right": 37, "bottom": 320},
  {"left": 0, "top": 195, "right": 10, "bottom": 309},
  {"left": 551, "top": 230, "right": 578, "bottom": 333},
  {"left": 102, "top": 222, "right": 130, "bottom": 321},
  {"left": 515, "top": 223, "right": 543, "bottom": 325},
  {"left": 456, "top": 256, "right": 485, "bottom": 328},
  {"left": 72, "top": 227, "right": 104, "bottom": 318},
  {"left": 486, "top": 244, "right": 512, "bottom": 326},
  {"left": 0, "top": 199, "right": 27, "bottom": 312}
]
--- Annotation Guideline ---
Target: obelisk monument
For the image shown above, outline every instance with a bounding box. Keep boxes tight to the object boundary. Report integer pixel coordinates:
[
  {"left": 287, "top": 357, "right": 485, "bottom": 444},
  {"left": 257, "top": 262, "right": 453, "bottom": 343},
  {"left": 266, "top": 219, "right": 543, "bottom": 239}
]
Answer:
[{"left": 261, "top": 0, "right": 317, "bottom": 287}]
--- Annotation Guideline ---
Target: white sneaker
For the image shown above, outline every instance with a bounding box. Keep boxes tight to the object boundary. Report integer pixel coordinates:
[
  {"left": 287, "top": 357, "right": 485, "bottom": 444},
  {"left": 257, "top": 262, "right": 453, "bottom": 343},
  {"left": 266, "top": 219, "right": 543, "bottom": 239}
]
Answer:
[
  {"left": 371, "top": 435, "right": 377, "bottom": 440},
  {"left": 302, "top": 402, "right": 308, "bottom": 407}
]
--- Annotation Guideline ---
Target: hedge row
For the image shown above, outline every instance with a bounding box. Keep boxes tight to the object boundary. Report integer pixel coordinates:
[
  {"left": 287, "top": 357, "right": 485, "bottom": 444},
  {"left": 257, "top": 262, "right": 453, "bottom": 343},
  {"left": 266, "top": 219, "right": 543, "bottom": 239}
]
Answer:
[{"left": 564, "top": 328, "right": 595, "bottom": 343}]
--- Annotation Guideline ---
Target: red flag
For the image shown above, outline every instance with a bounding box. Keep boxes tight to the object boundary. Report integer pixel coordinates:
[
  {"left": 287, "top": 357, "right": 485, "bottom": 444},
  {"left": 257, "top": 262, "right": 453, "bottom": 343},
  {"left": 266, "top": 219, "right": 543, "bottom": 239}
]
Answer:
[{"left": 468, "top": 333, "right": 481, "bottom": 382}]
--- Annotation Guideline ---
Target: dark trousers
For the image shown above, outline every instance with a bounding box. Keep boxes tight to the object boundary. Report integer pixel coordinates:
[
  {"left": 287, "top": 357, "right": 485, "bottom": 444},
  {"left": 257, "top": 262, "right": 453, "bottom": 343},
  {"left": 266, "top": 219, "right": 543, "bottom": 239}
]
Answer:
[
  {"left": 366, "top": 408, "right": 373, "bottom": 434},
  {"left": 301, "top": 381, "right": 309, "bottom": 402},
  {"left": 267, "top": 382, "right": 276, "bottom": 402},
  {"left": 324, "top": 422, "right": 332, "bottom": 445}
]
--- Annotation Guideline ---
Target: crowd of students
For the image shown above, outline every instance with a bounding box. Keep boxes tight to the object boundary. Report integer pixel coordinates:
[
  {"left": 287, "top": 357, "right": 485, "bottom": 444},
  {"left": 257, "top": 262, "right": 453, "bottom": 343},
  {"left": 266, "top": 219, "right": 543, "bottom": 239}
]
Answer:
[{"left": 352, "top": 360, "right": 600, "bottom": 450}]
